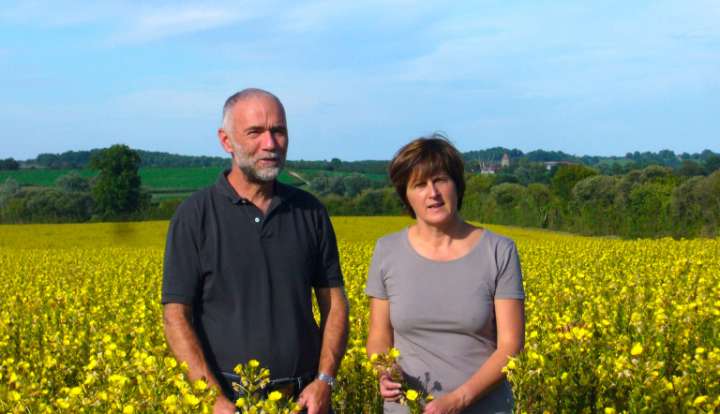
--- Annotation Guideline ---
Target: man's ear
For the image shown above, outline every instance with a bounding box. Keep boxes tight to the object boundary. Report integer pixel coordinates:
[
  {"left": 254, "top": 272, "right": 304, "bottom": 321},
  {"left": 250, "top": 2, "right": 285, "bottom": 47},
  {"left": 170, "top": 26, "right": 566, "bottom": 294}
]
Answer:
[{"left": 218, "top": 128, "right": 234, "bottom": 155}]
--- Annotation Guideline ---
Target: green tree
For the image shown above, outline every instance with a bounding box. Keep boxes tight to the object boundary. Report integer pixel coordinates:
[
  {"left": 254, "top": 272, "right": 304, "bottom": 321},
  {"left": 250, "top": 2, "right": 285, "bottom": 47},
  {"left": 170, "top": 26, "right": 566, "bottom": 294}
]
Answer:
[
  {"left": 677, "top": 160, "right": 705, "bottom": 177},
  {"left": 55, "top": 171, "right": 90, "bottom": 193},
  {"left": 705, "top": 155, "right": 720, "bottom": 175},
  {"left": 89, "top": 144, "right": 144, "bottom": 219},
  {"left": 527, "top": 183, "right": 553, "bottom": 228},
  {"left": 0, "top": 158, "right": 20, "bottom": 170},
  {"left": 550, "top": 164, "right": 597, "bottom": 201},
  {"left": 571, "top": 175, "right": 619, "bottom": 235}
]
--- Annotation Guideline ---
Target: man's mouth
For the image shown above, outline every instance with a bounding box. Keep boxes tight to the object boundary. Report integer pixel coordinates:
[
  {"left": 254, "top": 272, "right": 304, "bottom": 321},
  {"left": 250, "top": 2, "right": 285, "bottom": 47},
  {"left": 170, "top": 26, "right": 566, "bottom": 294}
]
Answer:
[{"left": 257, "top": 156, "right": 281, "bottom": 166}]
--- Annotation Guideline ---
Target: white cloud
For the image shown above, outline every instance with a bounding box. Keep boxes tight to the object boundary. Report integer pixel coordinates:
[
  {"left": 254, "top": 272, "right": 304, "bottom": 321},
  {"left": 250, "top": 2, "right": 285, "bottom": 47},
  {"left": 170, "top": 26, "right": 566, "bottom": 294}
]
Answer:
[{"left": 111, "top": 5, "right": 253, "bottom": 44}]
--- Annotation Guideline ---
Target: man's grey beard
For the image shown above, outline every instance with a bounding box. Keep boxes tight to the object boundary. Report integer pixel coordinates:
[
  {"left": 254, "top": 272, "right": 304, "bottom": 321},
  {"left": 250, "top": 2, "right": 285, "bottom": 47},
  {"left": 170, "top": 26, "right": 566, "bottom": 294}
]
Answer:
[{"left": 233, "top": 147, "right": 285, "bottom": 183}]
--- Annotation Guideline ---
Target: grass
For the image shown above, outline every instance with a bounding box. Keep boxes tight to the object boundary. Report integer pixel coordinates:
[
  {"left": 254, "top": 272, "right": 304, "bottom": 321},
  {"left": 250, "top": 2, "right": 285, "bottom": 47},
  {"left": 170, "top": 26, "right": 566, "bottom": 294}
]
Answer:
[
  {"left": 0, "top": 167, "right": 305, "bottom": 192},
  {"left": 0, "top": 167, "right": 385, "bottom": 190}
]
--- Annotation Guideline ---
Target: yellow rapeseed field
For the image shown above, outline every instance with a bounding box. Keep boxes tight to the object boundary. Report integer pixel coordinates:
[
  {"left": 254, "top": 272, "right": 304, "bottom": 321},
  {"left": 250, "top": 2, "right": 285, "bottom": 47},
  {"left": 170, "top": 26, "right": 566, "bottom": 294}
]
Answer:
[{"left": 1, "top": 217, "right": 718, "bottom": 413}]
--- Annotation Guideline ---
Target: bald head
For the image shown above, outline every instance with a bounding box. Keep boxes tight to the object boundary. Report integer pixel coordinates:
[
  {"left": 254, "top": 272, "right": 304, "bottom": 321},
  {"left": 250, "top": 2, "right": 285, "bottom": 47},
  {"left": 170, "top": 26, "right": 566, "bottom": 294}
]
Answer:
[{"left": 221, "top": 88, "right": 286, "bottom": 133}]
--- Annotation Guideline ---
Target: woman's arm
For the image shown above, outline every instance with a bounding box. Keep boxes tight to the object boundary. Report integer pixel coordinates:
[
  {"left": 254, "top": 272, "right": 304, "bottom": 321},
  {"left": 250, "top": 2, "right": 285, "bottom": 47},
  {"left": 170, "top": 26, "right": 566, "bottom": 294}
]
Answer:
[
  {"left": 423, "top": 299, "right": 525, "bottom": 414},
  {"left": 366, "top": 297, "right": 402, "bottom": 401}
]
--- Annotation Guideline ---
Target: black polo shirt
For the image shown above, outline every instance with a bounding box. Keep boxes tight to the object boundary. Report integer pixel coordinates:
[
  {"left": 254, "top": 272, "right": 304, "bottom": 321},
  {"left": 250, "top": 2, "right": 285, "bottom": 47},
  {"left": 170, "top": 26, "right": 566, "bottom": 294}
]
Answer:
[{"left": 162, "top": 170, "right": 343, "bottom": 382}]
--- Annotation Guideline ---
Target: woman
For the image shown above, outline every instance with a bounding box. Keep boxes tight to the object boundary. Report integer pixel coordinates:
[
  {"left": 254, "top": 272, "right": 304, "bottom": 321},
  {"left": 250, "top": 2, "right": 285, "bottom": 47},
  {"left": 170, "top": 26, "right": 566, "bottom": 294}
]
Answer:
[{"left": 365, "top": 135, "right": 525, "bottom": 414}]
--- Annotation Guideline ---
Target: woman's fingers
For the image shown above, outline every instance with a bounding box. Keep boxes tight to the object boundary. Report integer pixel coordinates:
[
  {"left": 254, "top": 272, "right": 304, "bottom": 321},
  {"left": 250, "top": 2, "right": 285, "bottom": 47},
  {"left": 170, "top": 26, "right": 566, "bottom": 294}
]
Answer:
[{"left": 379, "top": 375, "right": 402, "bottom": 400}]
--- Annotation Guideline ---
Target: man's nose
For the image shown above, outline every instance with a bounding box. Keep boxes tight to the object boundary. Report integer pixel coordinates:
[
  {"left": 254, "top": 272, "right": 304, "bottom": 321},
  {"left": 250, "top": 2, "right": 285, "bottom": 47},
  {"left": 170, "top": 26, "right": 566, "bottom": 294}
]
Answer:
[{"left": 259, "top": 130, "right": 278, "bottom": 150}]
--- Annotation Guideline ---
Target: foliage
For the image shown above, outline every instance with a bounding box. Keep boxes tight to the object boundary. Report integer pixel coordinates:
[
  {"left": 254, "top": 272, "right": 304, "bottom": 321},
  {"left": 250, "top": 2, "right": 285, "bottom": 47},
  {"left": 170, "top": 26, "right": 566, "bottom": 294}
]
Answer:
[
  {"left": 55, "top": 171, "right": 90, "bottom": 193},
  {"left": 34, "top": 149, "right": 228, "bottom": 169},
  {"left": 231, "top": 360, "right": 301, "bottom": 414},
  {"left": 0, "top": 218, "right": 718, "bottom": 413},
  {"left": 89, "top": 145, "right": 146, "bottom": 219},
  {"left": 0, "top": 158, "right": 19, "bottom": 170},
  {"left": 551, "top": 164, "right": 598, "bottom": 201},
  {"left": 0, "top": 187, "right": 93, "bottom": 224},
  {"left": 309, "top": 173, "right": 379, "bottom": 197}
]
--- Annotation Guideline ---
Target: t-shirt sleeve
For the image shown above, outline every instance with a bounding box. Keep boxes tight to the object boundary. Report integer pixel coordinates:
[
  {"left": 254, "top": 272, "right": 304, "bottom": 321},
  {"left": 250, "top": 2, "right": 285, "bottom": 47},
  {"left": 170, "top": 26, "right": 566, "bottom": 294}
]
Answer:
[
  {"left": 365, "top": 240, "right": 388, "bottom": 299},
  {"left": 162, "top": 214, "right": 202, "bottom": 304},
  {"left": 312, "top": 207, "right": 344, "bottom": 288},
  {"left": 494, "top": 240, "right": 525, "bottom": 300}
]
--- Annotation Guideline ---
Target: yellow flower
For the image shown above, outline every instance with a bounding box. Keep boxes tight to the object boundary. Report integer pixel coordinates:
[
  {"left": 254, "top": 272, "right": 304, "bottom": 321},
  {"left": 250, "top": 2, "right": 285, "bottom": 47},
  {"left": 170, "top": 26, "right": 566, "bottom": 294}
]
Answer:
[
  {"left": 604, "top": 408, "right": 616, "bottom": 414},
  {"left": 183, "top": 393, "right": 200, "bottom": 406},
  {"left": 370, "top": 353, "right": 379, "bottom": 362},
  {"left": 389, "top": 348, "right": 401, "bottom": 359},
  {"left": 193, "top": 379, "right": 208, "bottom": 391},
  {"left": 267, "top": 390, "right": 283, "bottom": 401},
  {"left": 56, "top": 399, "right": 70, "bottom": 409},
  {"left": 405, "top": 389, "right": 419, "bottom": 401},
  {"left": 68, "top": 386, "right": 82, "bottom": 397},
  {"left": 122, "top": 405, "right": 135, "bottom": 414},
  {"left": 163, "top": 395, "right": 178, "bottom": 408},
  {"left": 630, "top": 343, "right": 643, "bottom": 356},
  {"left": 249, "top": 359, "right": 260, "bottom": 368},
  {"left": 693, "top": 395, "right": 708, "bottom": 406}
]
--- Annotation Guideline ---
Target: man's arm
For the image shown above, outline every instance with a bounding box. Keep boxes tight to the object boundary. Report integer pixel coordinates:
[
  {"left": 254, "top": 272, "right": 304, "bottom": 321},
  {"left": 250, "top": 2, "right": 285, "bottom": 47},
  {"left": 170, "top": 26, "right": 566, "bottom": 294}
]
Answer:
[
  {"left": 163, "top": 303, "right": 237, "bottom": 414},
  {"left": 297, "top": 286, "right": 349, "bottom": 414}
]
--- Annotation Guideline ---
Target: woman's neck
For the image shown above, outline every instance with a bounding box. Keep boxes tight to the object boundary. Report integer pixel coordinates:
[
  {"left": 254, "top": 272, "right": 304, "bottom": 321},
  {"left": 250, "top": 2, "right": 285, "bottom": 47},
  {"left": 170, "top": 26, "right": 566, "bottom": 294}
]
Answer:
[{"left": 411, "top": 216, "right": 470, "bottom": 247}]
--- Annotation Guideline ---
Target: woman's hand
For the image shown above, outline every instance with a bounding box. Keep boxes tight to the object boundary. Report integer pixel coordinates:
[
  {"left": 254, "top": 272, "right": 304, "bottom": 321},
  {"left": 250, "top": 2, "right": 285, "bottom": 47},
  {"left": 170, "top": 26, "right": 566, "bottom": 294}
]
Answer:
[
  {"left": 378, "top": 373, "right": 402, "bottom": 401},
  {"left": 422, "top": 392, "right": 464, "bottom": 414}
]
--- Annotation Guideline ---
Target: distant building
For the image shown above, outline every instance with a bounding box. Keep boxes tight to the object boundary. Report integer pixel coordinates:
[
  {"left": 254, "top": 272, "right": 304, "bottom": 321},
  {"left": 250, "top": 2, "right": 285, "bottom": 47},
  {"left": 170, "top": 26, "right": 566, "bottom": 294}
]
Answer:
[
  {"left": 479, "top": 161, "right": 498, "bottom": 174},
  {"left": 542, "top": 160, "right": 574, "bottom": 171},
  {"left": 501, "top": 153, "right": 510, "bottom": 168}
]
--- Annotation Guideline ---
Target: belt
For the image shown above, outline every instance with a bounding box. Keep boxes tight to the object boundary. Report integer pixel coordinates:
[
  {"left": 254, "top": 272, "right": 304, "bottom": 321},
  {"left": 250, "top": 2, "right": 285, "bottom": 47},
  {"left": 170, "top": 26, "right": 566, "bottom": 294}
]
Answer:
[{"left": 221, "top": 371, "right": 316, "bottom": 400}]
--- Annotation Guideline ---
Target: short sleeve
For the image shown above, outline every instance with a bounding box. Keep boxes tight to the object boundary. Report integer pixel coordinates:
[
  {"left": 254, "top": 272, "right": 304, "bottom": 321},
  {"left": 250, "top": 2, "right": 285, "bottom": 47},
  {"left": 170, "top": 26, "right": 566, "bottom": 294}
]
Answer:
[
  {"left": 495, "top": 240, "right": 525, "bottom": 300},
  {"left": 161, "top": 214, "right": 202, "bottom": 304},
  {"left": 365, "top": 240, "right": 388, "bottom": 299},
  {"left": 312, "top": 207, "right": 344, "bottom": 288}
]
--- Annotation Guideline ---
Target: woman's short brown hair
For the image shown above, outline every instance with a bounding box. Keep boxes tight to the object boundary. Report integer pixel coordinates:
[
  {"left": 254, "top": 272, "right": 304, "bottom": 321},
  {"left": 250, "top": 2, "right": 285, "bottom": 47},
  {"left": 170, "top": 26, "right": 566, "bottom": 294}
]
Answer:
[{"left": 388, "top": 133, "right": 466, "bottom": 218}]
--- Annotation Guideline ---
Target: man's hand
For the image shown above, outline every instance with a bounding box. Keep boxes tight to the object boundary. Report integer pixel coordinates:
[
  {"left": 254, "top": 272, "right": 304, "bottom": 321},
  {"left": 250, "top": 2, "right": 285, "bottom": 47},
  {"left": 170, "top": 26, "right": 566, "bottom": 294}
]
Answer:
[
  {"left": 213, "top": 395, "right": 237, "bottom": 414},
  {"left": 297, "top": 379, "right": 331, "bottom": 414}
]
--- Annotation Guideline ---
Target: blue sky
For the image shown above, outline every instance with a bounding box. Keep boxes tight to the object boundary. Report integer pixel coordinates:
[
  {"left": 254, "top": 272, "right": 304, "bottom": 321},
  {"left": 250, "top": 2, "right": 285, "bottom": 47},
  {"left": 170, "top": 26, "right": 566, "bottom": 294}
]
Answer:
[{"left": 1, "top": 1, "right": 718, "bottom": 161}]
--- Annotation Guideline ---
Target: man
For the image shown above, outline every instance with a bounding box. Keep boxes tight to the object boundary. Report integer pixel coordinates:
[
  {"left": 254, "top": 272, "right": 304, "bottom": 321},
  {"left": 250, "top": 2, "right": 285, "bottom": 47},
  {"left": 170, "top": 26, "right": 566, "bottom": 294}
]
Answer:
[{"left": 162, "top": 88, "right": 349, "bottom": 414}]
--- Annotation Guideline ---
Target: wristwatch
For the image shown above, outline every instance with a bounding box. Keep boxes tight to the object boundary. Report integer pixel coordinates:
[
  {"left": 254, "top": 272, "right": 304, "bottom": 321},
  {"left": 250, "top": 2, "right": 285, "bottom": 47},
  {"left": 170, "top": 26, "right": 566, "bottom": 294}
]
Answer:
[{"left": 317, "top": 372, "right": 337, "bottom": 389}]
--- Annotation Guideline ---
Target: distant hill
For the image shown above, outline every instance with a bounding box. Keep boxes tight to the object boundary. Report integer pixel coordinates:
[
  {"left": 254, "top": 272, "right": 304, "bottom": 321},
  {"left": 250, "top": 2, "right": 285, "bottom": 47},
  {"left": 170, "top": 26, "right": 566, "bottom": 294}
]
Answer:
[
  {"left": 15, "top": 147, "right": 720, "bottom": 171},
  {"left": 27, "top": 149, "right": 229, "bottom": 169}
]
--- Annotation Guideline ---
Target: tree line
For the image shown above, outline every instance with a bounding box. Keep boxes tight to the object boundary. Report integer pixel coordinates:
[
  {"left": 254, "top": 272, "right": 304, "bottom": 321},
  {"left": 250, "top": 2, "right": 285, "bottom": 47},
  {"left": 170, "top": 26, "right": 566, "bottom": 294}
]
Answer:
[
  {"left": 12, "top": 147, "right": 720, "bottom": 174},
  {"left": 316, "top": 162, "right": 720, "bottom": 238},
  {"left": 2, "top": 145, "right": 720, "bottom": 238},
  {"left": 0, "top": 145, "right": 153, "bottom": 223}
]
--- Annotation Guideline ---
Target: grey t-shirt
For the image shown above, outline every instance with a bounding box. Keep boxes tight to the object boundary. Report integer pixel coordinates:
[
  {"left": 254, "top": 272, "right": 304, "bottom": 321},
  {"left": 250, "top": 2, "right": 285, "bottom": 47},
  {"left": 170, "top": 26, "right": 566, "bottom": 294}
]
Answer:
[{"left": 365, "top": 228, "right": 525, "bottom": 414}]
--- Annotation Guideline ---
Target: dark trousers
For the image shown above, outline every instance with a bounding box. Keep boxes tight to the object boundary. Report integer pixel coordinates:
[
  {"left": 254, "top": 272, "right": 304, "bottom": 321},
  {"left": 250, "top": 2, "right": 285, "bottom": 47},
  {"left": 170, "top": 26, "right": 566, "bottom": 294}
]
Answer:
[{"left": 220, "top": 372, "right": 334, "bottom": 414}]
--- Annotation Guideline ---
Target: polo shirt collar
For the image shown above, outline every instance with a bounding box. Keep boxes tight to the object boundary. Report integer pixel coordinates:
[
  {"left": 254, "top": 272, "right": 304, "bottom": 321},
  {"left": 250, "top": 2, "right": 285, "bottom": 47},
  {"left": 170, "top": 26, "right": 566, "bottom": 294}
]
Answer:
[{"left": 215, "top": 169, "right": 297, "bottom": 207}]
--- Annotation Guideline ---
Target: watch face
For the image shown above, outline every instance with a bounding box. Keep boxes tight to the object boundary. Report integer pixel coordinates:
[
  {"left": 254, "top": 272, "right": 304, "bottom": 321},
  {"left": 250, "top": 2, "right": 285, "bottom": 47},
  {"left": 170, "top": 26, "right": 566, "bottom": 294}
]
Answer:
[{"left": 318, "top": 373, "right": 336, "bottom": 387}]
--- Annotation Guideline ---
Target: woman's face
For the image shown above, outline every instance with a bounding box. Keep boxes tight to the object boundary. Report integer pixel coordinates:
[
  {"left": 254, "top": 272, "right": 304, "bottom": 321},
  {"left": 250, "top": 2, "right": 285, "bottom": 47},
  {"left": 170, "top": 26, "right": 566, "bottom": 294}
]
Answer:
[{"left": 406, "top": 170, "right": 458, "bottom": 226}]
